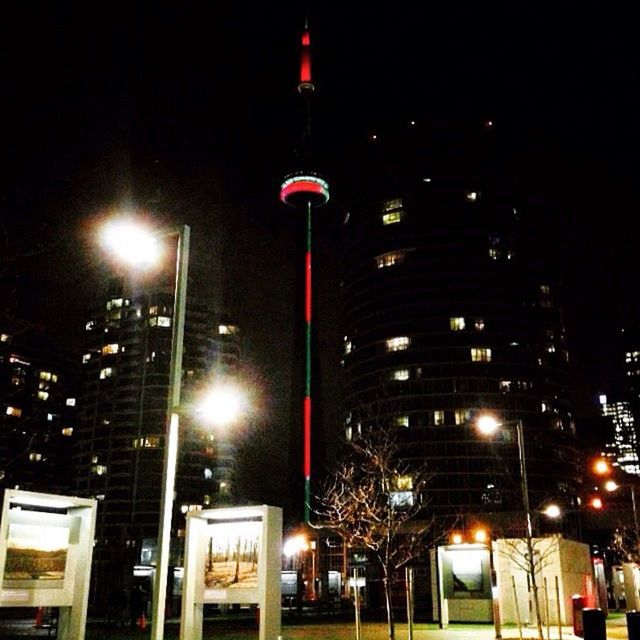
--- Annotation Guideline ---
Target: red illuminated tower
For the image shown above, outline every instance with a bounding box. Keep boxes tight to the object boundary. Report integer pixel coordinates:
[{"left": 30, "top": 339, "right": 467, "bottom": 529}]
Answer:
[{"left": 280, "top": 24, "right": 329, "bottom": 524}]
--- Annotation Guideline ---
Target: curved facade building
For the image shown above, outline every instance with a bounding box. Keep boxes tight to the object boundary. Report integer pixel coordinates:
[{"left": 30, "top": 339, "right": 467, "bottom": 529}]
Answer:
[{"left": 341, "top": 128, "right": 580, "bottom": 530}]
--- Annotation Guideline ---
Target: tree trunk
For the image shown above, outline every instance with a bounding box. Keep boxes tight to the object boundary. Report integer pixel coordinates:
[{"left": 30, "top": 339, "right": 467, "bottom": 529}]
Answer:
[
  {"left": 383, "top": 572, "right": 395, "bottom": 640},
  {"left": 525, "top": 536, "right": 544, "bottom": 640}
]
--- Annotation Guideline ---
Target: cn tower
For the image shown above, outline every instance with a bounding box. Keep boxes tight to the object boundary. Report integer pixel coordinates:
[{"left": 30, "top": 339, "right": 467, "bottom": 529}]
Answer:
[{"left": 280, "top": 23, "right": 329, "bottom": 524}]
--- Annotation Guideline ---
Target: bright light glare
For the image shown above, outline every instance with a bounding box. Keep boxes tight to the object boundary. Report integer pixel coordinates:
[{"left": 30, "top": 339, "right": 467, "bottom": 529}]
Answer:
[
  {"left": 101, "top": 220, "right": 159, "bottom": 268},
  {"left": 198, "top": 384, "right": 246, "bottom": 428},
  {"left": 283, "top": 534, "right": 309, "bottom": 557},
  {"left": 452, "top": 533, "right": 463, "bottom": 545},
  {"left": 473, "top": 529, "right": 488, "bottom": 543},
  {"left": 605, "top": 480, "right": 619, "bottom": 492},
  {"left": 476, "top": 415, "right": 500, "bottom": 435},
  {"left": 593, "top": 459, "right": 610, "bottom": 475},
  {"left": 590, "top": 497, "right": 603, "bottom": 510},
  {"left": 543, "top": 504, "right": 562, "bottom": 519}
]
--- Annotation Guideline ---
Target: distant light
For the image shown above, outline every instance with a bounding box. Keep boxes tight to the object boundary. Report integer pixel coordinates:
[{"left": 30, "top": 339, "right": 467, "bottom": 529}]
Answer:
[
  {"left": 485, "top": 120, "right": 493, "bottom": 128},
  {"left": 423, "top": 177, "right": 432, "bottom": 183},
  {"left": 452, "top": 533, "right": 463, "bottom": 545},
  {"left": 543, "top": 504, "right": 562, "bottom": 519},
  {"left": 476, "top": 415, "right": 500, "bottom": 436},
  {"left": 283, "top": 534, "right": 309, "bottom": 557},
  {"left": 590, "top": 497, "right": 603, "bottom": 510},
  {"left": 593, "top": 459, "right": 610, "bottom": 475},
  {"left": 371, "top": 134, "right": 377, "bottom": 141},
  {"left": 410, "top": 120, "right": 416, "bottom": 126},
  {"left": 473, "top": 529, "right": 488, "bottom": 543},
  {"left": 598, "top": 394, "right": 607, "bottom": 405},
  {"left": 605, "top": 480, "right": 619, "bottom": 492}
]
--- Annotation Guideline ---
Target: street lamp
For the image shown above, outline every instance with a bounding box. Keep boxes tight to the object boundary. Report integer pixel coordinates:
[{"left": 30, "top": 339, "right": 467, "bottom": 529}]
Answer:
[
  {"left": 475, "top": 413, "right": 544, "bottom": 640},
  {"left": 100, "top": 219, "right": 190, "bottom": 640},
  {"left": 595, "top": 458, "right": 640, "bottom": 543}
]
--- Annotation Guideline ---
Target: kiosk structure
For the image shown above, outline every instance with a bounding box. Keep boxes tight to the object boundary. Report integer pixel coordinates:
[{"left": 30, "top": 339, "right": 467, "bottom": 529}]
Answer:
[
  {"left": 180, "top": 505, "right": 282, "bottom": 640},
  {"left": 0, "top": 489, "right": 97, "bottom": 640}
]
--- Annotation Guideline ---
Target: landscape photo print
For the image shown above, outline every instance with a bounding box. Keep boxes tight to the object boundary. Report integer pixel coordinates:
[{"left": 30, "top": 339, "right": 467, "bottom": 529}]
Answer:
[
  {"left": 204, "top": 520, "right": 260, "bottom": 590},
  {"left": 3, "top": 522, "right": 70, "bottom": 589}
]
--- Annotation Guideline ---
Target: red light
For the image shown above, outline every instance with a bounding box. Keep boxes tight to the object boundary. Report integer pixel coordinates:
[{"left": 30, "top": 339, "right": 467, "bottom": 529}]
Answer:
[
  {"left": 300, "top": 51, "right": 311, "bottom": 84},
  {"left": 590, "top": 497, "right": 603, "bottom": 510},
  {"left": 280, "top": 180, "right": 327, "bottom": 202},
  {"left": 302, "top": 31, "right": 310, "bottom": 46}
]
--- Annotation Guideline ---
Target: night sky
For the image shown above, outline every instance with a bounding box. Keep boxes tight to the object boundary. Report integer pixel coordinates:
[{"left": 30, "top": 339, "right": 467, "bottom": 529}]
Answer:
[{"left": 2, "top": 2, "right": 638, "bottom": 456}]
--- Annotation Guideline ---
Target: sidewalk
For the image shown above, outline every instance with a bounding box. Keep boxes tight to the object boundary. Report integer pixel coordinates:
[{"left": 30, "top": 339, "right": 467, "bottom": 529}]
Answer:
[{"left": 0, "top": 616, "right": 629, "bottom": 639}]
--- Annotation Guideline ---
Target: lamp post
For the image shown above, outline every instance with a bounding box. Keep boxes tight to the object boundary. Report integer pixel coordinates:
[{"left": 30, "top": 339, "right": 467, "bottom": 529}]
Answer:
[
  {"left": 475, "top": 414, "right": 544, "bottom": 640},
  {"left": 101, "top": 220, "right": 190, "bottom": 640},
  {"left": 594, "top": 458, "right": 640, "bottom": 545}
]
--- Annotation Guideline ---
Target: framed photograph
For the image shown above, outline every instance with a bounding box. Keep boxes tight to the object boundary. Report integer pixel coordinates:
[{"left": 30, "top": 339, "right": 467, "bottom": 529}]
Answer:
[
  {"left": 3, "top": 522, "right": 70, "bottom": 589},
  {"left": 204, "top": 520, "right": 261, "bottom": 590}
]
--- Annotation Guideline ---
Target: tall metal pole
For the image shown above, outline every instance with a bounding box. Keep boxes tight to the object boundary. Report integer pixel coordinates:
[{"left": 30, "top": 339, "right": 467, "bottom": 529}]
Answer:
[
  {"left": 631, "top": 484, "right": 640, "bottom": 545},
  {"left": 515, "top": 418, "right": 543, "bottom": 640},
  {"left": 150, "top": 225, "right": 190, "bottom": 640},
  {"left": 304, "top": 199, "right": 312, "bottom": 525}
]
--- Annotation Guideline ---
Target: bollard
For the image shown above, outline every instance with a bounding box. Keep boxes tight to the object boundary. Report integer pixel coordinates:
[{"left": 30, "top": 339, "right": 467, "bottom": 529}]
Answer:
[
  {"left": 582, "top": 608, "right": 606, "bottom": 640},
  {"left": 572, "top": 595, "right": 585, "bottom": 637},
  {"left": 628, "top": 610, "right": 640, "bottom": 640}
]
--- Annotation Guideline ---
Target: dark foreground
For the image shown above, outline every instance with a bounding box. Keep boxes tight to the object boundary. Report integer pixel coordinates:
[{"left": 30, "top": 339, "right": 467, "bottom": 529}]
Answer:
[{"left": 0, "top": 611, "right": 629, "bottom": 639}]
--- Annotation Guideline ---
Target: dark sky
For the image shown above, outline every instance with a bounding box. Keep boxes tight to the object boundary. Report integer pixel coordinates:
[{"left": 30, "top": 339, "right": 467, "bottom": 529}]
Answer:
[{"left": 2, "top": 1, "right": 639, "bottom": 434}]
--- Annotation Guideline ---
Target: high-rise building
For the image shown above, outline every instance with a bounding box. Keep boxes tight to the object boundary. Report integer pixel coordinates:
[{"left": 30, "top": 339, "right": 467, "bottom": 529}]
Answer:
[
  {"left": 340, "top": 123, "right": 581, "bottom": 534},
  {"left": 75, "top": 276, "right": 241, "bottom": 601},
  {"left": 0, "top": 322, "right": 79, "bottom": 494}
]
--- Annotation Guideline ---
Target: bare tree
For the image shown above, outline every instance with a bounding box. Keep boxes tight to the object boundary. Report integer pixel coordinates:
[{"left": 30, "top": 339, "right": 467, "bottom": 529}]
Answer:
[{"left": 313, "top": 430, "right": 434, "bottom": 640}]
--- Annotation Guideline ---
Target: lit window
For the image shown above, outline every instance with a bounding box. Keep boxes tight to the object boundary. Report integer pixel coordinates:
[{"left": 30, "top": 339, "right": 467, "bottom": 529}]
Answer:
[
  {"left": 92, "top": 464, "right": 108, "bottom": 476},
  {"left": 203, "top": 494, "right": 211, "bottom": 506},
  {"left": 390, "top": 368, "right": 410, "bottom": 381},
  {"left": 386, "top": 336, "right": 410, "bottom": 352},
  {"left": 101, "top": 343, "right": 119, "bottom": 355},
  {"left": 180, "top": 504, "right": 202, "bottom": 514},
  {"left": 450, "top": 317, "right": 466, "bottom": 331},
  {"left": 489, "top": 248, "right": 500, "bottom": 260},
  {"left": 82, "top": 353, "right": 91, "bottom": 364},
  {"left": 106, "top": 298, "right": 123, "bottom": 310},
  {"left": 382, "top": 211, "right": 404, "bottom": 225},
  {"left": 375, "top": 249, "right": 411, "bottom": 269},
  {"left": 465, "top": 191, "right": 479, "bottom": 202},
  {"left": 540, "top": 285, "right": 550, "bottom": 295},
  {"left": 474, "top": 319, "right": 485, "bottom": 331},
  {"left": 92, "top": 455, "right": 99, "bottom": 463},
  {"left": 395, "top": 415, "right": 410, "bottom": 428},
  {"left": 133, "top": 436, "right": 160, "bottom": 449},
  {"left": 61, "top": 427, "right": 74, "bottom": 436},
  {"left": 39, "top": 371, "right": 52, "bottom": 381},
  {"left": 218, "top": 324, "right": 238, "bottom": 335},
  {"left": 5, "top": 406, "right": 22, "bottom": 417},
  {"left": 454, "top": 409, "right": 470, "bottom": 425},
  {"left": 434, "top": 410, "right": 445, "bottom": 426},
  {"left": 390, "top": 491, "right": 414, "bottom": 508},
  {"left": 471, "top": 348, "right": 492, "bottom": 362},
  {"left": 345, "top": 426, "right": 353, "bottom": 441},
  {"left": 37, "top": 391, "right": 49, "bottom": 401},
  {"left": 626, "top": 351, "right": 640, "bottom": 363},
  {"left": 204, "top": 468, "right": 213, "bottom": 480},
  {"left": 99, "top": 367, "right": 115, "bottom": 379},
  {"left": 0, "top": 333, "right": 10, "bottom": 342},
  {"left": 382, "top": 198, "right": 403, "bottom": 212},
  {"left": 157, "top": 316, "right": 172, "bottom": 328},
  {"left": 394, "top": 475, "right": 413, "bottom": 491},
  {"left": 29, "top": 452, "right": 43, "bottom": 462},
  {"left": 85, "top": 320, "right": 96, "bottom": 331},
  {"left": 220, "top": 481, "right": 231, "bottom": 495},
  {"left": 66, "top": 398, "right": 76, "bottom": 407},
  {"left": 149, "top": 305, "right": 158, "bottom": 316},
  {"left": 500, "top": 380, "right": 512, "bottom": 392},
  {"left": 344, "top": 340, "right": 352, "bottom": 355},
  {"left": 149, "top": 317, "right": 158, "bottom": 327},
  {"left": 47, "top": 413, "right": 54, "bottom": 421}
]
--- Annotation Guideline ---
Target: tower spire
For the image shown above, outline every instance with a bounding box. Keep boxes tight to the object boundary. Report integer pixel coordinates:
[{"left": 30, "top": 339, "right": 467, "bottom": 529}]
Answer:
[{"left": 280, "top": 21, "right": 329, "bottom": 525}]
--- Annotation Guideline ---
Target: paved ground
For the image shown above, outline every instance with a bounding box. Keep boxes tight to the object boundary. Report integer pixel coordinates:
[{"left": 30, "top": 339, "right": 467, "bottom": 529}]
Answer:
[{"left": 0, "top": 614, "right": 630, "bottom": 639}]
